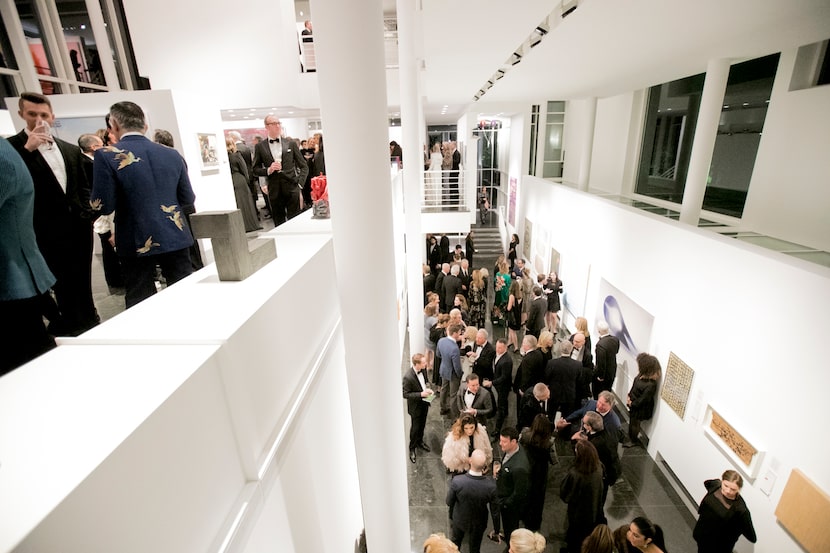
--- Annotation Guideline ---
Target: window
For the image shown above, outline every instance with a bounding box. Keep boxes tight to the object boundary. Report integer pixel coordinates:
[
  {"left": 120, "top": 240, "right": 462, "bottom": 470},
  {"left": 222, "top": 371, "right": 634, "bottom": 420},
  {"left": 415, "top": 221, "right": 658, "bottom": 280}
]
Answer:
[
  {"left": 704, "top": 53, "right": 779, "bottom": 217},
  {"left": 528, "top": 104, "right": 539, "bottom": 175},
  {"left": 542, "top": 101, "right": 565, "bottom": 179},
  {"left": 635, "top": 73, "right": 705, "bottom": 203},
  {"left": 15, "top": 0, "right": 64, "bottom": 94}
]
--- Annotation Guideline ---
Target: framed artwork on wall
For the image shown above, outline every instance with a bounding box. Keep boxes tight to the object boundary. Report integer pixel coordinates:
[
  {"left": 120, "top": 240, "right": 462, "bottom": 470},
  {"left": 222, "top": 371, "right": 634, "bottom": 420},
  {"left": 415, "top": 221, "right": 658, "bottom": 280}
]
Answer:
[
  {"left": 703, "top": 405, "right": 764, "bottom": 481},
  {"left": 197, "top": 133, "right": 219, "bottom": 170}
]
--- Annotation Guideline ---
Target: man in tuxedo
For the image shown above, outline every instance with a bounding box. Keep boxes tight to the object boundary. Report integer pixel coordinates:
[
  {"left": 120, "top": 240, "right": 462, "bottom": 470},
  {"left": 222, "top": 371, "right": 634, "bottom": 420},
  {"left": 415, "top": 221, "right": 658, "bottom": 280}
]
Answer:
[
  {"left": 434, "top": 262, "right": 450, "bottom": 312},
  {"left": 439, "top": 233, "right": 452, "bottom": 264},
  {"left": 428, "top": 235, "right": 442, "bottom": 274},
  {"left": 492, "top": 427, "right": 529, "bottom": 544},
  {"left": 446, "top": 449, "right": 498, "bottom": 553},
  {"left": 457, "top": 374, "right": 495, "bottom": 424},
  {"left": 517, "top": 383, "right": 555, "bottom": 430},
  {"left": 512, "top": 335, "right": 545, "bottom": 421},
  {"left": 252, "top": 117, "right": 308, "bottom": 226},
  {"left": 8, "top": 92, "right": 99, "bottom": 336},
  {"left": 593, "top": 320, "right": 621, "bottom": 398},
  {"left": 92, "top": 101, "right": 197, "bottom": 308},
  {"left": 545, "top": 340, "right": 582, "bottom": 419},
  {"left": 526, "top": 286, "right": 547, "bottom": 338},
  {"left": 469, "top": 329, "right": 495, "bottom": 386},
  {"left": 492, "top": 339, "right": 514, "bottom": 436},
  {"left": 402, "top": 353, "right": 434, "bottom": 463},
  {"left": 458, "top": 259, "right": 471, "bottom": 298},
  {"left": 449, "top": 142, "right": 461, "bottom": 205}
]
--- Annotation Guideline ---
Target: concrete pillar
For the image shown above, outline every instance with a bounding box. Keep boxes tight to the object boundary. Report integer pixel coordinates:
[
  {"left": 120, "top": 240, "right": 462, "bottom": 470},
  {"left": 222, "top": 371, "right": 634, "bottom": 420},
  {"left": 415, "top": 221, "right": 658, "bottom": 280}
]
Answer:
[
  {"left": 397, "top": 0, "right": 425, "bottom": 358},
  {"left": 680, "top": 58, "right": 730, "bottom": 225},
  {"left": 577, "top": 97, "right": 597, "bottom": 191},
  {"left": 311, "top": 1, "right": 411, "bottom": 552}
]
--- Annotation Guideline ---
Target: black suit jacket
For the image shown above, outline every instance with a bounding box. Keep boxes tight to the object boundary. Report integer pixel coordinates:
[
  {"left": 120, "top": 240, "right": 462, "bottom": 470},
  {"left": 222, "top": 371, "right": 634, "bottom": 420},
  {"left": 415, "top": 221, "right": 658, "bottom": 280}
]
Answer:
[
  {"left": 492, "top": 353, "right": 514, "bottom": 394},
  {"left": 7, "top": 130, "right": 93, "bottom": 265},
  {"left": 443, "top": 274, "right": 462, "bottom": 308},
  {"left": 527, "top": 297, "right": 547, "bottom": 334},
  {"left": 513, "top": 349, "right": 546, "bottom": 394},
  {"left": 446, "top": 472, "right": 498, "bottom": 529},
  {"left": 496, "top": 446, "right": 530, "bottom": 513},
  {"left": 587, "top": 429, "right": 621, "bottom": 485},
  {"left": 402, "top": 367, "right": 430, "bottom": 419},
  {"left": 235, "top": 141, "right": 255, "bottom": 185},
  {"left": 518, "top": 390, "right": 556, "bottom": 429},
  {"left": 594, "top": 334, "right": 621, "bottom": 385},
  {"left": 252, "top": 137, "right": 308, "bottom": 193},
  {"left": 471, "top": 342, "right": 496, "bottom": 381},
  {"left": 546, "top": 356, "right": 582, "bottom": 409},
  {"left": 439, "top": 235, "right": 451, "bottom": 263}
]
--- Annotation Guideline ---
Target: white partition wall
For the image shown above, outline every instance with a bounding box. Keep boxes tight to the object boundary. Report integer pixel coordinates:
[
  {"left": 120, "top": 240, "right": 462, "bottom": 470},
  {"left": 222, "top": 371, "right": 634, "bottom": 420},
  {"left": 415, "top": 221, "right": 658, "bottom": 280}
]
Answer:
[
  {"left": 519, "top": 176, "right": 830, "bottom": 552},
  {"left": 1, "top": 220, "right": 368, "bottom": 553}
]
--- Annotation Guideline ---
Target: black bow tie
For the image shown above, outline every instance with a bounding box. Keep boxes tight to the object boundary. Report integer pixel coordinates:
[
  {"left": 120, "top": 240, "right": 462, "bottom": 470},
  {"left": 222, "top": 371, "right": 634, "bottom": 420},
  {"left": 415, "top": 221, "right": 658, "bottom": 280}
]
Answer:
[
  {"left": 269, "top": 138, "right": 280, "bottom": 144},
  {"left": 466, "top": 390, "right": 475, "bottom": 395}
]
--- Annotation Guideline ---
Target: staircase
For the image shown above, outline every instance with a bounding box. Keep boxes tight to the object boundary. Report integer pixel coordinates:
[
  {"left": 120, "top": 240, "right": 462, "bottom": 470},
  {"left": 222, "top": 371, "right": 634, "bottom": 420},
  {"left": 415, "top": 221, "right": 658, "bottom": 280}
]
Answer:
[{"left": 469, "top": 221, "right": 503, "bottom": 272}]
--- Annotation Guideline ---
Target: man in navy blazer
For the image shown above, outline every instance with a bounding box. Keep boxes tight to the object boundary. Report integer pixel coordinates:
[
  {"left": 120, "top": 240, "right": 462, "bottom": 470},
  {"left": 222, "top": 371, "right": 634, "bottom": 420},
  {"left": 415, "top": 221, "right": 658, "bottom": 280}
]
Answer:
[
  {"left": 8, "top": 92, "right": 99, "bottom": 336},
  {"left": 438, "top": 323, "right": 464, "bottom": 417},
  {"left": 252, "top": 116, "right": 308, "bottom": 226},
  {"left": 92, "top": 101, "right": 196, "bottom": 308},
  {"left": 446, "top": 449, "right": 498, "bottom": 553}
]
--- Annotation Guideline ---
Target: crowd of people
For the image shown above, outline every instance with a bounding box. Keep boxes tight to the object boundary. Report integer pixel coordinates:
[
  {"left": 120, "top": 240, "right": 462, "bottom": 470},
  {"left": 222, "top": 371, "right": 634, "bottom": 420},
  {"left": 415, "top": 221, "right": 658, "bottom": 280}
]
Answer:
[{"left": 403, "top": 234, "right": 757, "bottom": 553}]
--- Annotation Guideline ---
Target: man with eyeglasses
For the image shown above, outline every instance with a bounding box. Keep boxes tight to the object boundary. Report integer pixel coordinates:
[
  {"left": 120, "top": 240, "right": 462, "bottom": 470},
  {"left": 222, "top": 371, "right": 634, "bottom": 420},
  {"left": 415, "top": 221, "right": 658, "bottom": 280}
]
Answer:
[
  {"left": 252, "top": 117, "right": 308, "bottom": 226},
  {"left": 8, "top": 91, "right": 99, "bottom": 336}
]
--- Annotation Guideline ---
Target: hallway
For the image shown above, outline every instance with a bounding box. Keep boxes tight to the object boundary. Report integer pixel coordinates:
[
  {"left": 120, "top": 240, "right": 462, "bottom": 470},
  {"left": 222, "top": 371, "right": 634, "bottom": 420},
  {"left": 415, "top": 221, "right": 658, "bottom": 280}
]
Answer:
[{"left": 403, "top": 338, "right": 698, "bottom": 553}]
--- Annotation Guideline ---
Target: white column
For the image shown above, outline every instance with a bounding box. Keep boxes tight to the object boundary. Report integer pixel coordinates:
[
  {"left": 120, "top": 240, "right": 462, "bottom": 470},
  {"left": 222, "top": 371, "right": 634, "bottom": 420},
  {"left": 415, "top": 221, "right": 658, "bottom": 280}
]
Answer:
[
  {"left": 0, "top": 0, "right": 42, "bottom": 92},
  {"left": 397, "top": 0, "right": 425, "bottom": 357},
  {"left": 85, "top": 0, "right": 121, "bottom": 90},
  {"left": 577, "top": 97, "right": 597, "bottom": 191},
  {"left": 680, "top": 58, "right": 730, "bottom": 225},
  {"left": 311, "top": 1, "right": 411, "bottom": 553}
]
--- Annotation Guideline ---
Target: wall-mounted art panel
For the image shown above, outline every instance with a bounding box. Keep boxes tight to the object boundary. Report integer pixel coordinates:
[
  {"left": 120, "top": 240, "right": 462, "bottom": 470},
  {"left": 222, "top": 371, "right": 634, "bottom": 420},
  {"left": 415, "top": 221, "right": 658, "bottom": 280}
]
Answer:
[
  {"left": 703, "top": 406, "right": 764, "bottom": 480},
  {"left": 775, "top": 469, "right": 830, "bottom": 553},
  {"left": 661, "top": 352, "right": 695, "bottom": 420}
]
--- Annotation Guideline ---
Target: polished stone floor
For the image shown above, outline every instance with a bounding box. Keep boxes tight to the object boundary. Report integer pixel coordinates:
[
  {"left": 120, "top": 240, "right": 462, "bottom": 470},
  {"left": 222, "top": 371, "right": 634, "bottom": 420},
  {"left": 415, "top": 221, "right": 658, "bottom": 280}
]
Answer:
[{"left": 403, "top": 330, "right": 698, "bottom": 553}]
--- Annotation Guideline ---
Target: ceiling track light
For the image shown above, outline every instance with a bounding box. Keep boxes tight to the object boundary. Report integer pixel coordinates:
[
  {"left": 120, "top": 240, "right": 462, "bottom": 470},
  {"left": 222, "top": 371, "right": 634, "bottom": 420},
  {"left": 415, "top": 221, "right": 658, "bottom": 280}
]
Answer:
[{"left": 495, "top": 70, "right": 505, "bottom": 81}]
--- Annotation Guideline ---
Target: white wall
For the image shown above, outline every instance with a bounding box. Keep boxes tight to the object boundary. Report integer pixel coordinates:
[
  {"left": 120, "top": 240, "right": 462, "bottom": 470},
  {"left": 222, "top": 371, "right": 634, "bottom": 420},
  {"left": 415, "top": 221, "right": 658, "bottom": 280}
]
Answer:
[
  {"left": 521, "top": 177, "right": 830, "bottom": 552},
  {"left": 121, "top": 0, "right": 319, "bottom": 110},
  {"left": 742, "top": 47, "right": 830, "bottom": 251},
  {"left": 589, "top": 92, "right": 637, "bottom": 194}
]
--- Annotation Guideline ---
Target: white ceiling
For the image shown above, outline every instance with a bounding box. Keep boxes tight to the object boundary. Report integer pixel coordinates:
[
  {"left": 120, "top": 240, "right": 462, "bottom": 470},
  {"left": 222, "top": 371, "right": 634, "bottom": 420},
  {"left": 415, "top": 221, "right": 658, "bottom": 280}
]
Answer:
[
  {"left": 225, "top": 0, "right": 830, "bottom": 127},
  {"left": 417, "top": 0, "right": 830, "bottom": 124}
]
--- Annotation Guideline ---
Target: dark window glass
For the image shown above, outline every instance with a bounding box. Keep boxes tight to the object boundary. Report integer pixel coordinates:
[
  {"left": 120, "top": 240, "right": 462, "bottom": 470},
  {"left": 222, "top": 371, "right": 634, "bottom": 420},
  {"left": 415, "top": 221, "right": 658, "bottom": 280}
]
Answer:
[
  {"left": 635, "top": 73, "right": 705, "bottom": 203},
  {"left": 55, "top": 0, "right": 106, "bottom": 87},
  {"left": 704, "top": 53, "right": 779, "bottom": 217}
]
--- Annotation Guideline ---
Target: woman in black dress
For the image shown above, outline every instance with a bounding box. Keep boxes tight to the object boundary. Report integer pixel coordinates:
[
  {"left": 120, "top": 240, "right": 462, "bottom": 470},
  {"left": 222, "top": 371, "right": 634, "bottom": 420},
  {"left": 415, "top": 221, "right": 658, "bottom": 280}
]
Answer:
[
  {"left": 508, "top": 233, "right": 519, "bottom": 270},
  {"left": 543, "top": 271, "right": 562, "bottom": 332},
  {"left": 226, "top": 138, "right": 260, "bottom": 232},
  {"left": 560, "top": 440, "right": 604, "bottom": 553},
  {"left": 626, "top": 353, "right": 661, "bottom": 446},
  {"left": 520, "top": 414, "right": 554, "bottom": 531},
  {"left": 693, "top": 470, "right": 756, "bottom": 553}
]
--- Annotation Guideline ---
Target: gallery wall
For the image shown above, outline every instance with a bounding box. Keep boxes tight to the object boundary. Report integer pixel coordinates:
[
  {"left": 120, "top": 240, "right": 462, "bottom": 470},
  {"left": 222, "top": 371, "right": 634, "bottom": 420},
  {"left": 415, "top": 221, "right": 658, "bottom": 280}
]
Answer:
[
  {"left": 519, "top": 176, "right": 830, "bottom": 552},
  {"left": 558, "top": 45, "right": 830, "bottom": 252}
]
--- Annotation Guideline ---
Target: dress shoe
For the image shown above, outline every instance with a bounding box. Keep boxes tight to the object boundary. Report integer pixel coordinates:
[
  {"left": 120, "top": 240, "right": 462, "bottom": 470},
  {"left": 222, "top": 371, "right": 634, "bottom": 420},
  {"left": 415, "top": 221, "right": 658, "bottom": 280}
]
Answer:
[
  {"left": 418, "top": 442, "right": 431, "bottom": 452},
  {"left": 409, "top": 450, "right": 417, "bottom": 463}
]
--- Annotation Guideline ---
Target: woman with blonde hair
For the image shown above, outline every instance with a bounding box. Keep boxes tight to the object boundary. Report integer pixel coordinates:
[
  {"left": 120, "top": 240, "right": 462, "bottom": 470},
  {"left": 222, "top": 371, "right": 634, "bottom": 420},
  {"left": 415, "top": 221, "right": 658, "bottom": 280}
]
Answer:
[
  {"left": 441, "top": 413, "right": 492, "bottom": 474},
  {"left": 569, "top": 316, "right": 592, "bottom": 353},
  {"left": 537, "top": 330, "right": 555, "bottom": 363},
  {"left": 468, "top": 269, "right": 486, "bottom": 329},
  {"left": 423, "top": 533, "right": 459, "bottom": 553},
  {"left": 508, "top": 528, "right": 545, "bottom": 553}
]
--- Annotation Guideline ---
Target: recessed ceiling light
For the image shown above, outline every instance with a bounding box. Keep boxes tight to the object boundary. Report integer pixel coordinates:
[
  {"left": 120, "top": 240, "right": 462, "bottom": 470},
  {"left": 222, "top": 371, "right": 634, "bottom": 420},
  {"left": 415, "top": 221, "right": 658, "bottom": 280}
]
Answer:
[
  {"left": 742, "top": 102, "right": 749, "bottom": 106},
  {"left": 723, "top": 105, "right": 730, "bottom": 109}
]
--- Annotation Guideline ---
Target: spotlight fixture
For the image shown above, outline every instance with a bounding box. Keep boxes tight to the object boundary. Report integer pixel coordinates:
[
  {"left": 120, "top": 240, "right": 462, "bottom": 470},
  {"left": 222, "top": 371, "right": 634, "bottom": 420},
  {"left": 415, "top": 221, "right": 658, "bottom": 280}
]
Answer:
[
  {"left": 495, "top": 70, "right": 505, "bottom": 81},
  {"left": 508, "top": 51, "right": 522, "bottom": 66},
  {"left": 529, "top": 23, "right": 549, "bottom": 48}
]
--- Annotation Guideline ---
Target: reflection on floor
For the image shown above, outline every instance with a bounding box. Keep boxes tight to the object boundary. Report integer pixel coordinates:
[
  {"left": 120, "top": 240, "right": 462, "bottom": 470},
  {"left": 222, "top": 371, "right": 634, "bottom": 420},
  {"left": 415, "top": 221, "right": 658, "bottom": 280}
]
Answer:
[{"left": 404, "top": 340, "right": 697, "bottom": 553}]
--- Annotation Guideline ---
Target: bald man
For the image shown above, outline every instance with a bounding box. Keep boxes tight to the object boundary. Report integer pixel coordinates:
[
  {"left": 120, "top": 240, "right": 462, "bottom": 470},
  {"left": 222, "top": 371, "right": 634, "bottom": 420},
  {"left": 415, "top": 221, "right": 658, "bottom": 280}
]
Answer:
[{"left": 446, "top": 449, "right": 498, "bottom": 553}]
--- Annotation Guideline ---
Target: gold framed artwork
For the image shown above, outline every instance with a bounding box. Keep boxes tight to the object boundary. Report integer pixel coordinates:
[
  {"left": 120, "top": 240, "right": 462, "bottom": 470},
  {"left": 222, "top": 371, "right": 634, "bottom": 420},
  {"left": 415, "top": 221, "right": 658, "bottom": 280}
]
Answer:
[
  {"left": 703, "top": 406, "right": 764, "bottom": 480},
  {"left": 661, "top": 352, "right": 694, "bottom": 420}
]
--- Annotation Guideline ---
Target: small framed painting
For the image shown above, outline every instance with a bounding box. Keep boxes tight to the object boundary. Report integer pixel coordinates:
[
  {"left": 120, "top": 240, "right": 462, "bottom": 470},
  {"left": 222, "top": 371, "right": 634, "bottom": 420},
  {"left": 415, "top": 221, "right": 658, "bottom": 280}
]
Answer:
[{"left": 197, "top": 133, "right": 219, "bottom": 170}]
